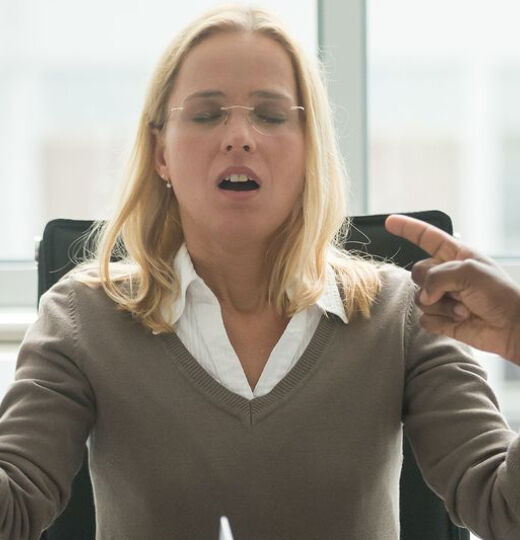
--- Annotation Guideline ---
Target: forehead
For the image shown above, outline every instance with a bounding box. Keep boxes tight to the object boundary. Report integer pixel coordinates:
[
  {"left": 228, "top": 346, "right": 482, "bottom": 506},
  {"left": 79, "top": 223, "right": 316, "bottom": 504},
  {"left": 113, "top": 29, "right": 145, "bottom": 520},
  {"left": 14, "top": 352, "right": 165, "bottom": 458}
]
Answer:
[{"left": 170, "top": 32, "right": 299, "bottom": 103}]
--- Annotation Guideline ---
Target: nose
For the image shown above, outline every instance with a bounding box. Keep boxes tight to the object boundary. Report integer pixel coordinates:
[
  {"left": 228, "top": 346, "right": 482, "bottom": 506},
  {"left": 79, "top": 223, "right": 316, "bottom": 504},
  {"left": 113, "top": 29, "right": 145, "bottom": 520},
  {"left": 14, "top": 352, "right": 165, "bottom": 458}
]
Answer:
[{"left": 219, "top": 108, "right": 257, "bottom": 153}]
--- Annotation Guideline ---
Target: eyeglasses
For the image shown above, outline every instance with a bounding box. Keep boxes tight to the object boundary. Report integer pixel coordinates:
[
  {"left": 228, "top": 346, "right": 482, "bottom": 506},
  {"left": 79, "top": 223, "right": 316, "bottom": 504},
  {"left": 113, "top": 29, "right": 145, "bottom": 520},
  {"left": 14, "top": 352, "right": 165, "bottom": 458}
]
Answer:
[{"left": 167, "top": 96, "right": 304, "bottom": 137}]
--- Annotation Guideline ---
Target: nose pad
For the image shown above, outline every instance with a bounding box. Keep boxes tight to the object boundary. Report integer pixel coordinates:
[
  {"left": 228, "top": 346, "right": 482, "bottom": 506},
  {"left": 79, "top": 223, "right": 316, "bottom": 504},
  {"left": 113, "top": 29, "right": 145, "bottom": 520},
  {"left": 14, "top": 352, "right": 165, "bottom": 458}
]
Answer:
[{"left": 223, "top": 107, "right": 255, "bottom": 131}]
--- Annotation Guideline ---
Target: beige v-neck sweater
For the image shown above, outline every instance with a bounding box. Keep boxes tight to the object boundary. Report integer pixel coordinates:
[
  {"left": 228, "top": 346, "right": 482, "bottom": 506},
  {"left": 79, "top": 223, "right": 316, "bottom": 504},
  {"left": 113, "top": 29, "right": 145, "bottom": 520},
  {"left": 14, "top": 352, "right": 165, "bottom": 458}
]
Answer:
[{"left": 0, "top": 267, "right": 519, "bottom": 540}]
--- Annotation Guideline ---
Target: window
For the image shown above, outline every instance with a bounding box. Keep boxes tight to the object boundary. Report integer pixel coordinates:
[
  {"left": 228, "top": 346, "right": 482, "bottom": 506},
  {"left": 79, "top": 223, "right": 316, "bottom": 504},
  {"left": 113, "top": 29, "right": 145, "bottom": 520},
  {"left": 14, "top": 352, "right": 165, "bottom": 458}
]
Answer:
[{"left": 368, "top": 0, "right": 520, "bottom": 258}]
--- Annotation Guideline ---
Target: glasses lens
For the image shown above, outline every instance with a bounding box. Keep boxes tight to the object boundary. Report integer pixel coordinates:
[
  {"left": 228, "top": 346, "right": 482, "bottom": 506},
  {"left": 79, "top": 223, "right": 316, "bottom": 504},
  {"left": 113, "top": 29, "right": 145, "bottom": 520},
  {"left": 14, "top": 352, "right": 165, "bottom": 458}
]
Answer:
[
  {"left": 251, "top": 101, "right": 294, "bottom": 135},
  {"left": 180, "top": 98, "right": 225, "bottom": 126}
]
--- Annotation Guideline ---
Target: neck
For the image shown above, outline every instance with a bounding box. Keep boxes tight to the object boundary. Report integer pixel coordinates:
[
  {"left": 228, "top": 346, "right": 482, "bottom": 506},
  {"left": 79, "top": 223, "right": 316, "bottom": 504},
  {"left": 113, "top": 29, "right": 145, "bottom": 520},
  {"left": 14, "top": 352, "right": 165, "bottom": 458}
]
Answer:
[{"left": 185, "top": 239, "right": 274, "bottom": 315}]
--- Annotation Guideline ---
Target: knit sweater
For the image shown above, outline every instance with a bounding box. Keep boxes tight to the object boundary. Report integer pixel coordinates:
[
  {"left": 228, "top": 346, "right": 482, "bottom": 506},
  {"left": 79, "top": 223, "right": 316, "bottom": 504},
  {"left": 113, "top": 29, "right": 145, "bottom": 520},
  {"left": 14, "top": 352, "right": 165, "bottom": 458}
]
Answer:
[{"left": 0, "top": 266, "right": 519, "bottom": 539}]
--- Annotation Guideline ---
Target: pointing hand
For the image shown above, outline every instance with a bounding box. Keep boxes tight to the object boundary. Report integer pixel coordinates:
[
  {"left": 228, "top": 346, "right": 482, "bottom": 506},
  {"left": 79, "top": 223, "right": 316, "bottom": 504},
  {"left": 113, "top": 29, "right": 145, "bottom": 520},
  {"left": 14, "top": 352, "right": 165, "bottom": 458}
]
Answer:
[{"left": 385, "top": 214, "right": 520, "bottom": 365}]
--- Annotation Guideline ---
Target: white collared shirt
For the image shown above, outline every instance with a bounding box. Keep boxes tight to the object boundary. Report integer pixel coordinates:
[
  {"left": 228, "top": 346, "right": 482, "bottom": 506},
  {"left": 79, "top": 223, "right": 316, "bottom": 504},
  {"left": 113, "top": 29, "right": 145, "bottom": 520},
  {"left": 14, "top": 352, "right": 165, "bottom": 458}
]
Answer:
[{"left": 155, "top": 243, "right": 348, "bottom": 400}]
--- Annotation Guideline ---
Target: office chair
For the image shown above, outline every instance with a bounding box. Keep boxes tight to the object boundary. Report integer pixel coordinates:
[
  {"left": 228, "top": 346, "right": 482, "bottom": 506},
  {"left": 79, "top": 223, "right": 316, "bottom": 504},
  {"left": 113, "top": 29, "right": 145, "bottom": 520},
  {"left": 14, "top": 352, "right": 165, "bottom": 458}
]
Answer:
[{"left": 36, "top": 210, "right": 469, "bottom": 540}]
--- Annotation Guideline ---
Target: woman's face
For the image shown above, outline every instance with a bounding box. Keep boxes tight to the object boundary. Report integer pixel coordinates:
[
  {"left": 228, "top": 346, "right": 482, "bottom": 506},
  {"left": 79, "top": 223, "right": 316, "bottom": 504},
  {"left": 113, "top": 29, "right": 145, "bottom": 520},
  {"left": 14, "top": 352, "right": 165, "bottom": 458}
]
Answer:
[{"left": 154, "top": 31, "right": 306, "bottom": 248}]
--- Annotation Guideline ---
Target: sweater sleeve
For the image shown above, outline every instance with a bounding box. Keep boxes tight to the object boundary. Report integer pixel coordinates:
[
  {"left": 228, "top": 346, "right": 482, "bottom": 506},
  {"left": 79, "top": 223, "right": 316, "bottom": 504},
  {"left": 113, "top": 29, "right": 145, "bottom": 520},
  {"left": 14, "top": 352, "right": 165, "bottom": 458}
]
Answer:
[
  {"left": 0, "top": 279, "right": 96, "bottom": 540},
  {"left": 402, "top": 279, "right": 520, "bottom": 540}
]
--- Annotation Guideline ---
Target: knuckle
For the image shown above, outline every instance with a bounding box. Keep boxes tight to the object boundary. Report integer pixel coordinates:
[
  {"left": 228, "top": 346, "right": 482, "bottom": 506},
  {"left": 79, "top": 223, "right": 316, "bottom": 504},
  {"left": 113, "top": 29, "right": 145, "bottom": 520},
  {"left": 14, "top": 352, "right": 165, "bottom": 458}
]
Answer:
[
  {"left": 458, "top": 259, "right": 486, "bottom": 283},
  {"left": 460, "top": 259, "right": 480, "bottom": 273}
]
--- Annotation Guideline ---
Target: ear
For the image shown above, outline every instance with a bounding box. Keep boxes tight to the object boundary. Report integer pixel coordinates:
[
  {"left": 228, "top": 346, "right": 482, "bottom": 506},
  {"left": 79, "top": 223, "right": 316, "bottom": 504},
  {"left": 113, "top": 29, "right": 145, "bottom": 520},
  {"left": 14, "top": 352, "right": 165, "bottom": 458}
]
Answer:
[{"left": 151, "top": 127, "right": 168, "bottom": 180}]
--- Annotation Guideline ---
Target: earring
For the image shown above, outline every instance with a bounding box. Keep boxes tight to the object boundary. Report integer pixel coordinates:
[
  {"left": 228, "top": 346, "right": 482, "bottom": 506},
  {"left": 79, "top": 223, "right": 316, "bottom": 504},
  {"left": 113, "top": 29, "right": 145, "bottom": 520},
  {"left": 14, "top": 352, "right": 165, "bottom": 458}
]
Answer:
[{"left": 160, "top": 172, "right": 172, "bottom": 190}]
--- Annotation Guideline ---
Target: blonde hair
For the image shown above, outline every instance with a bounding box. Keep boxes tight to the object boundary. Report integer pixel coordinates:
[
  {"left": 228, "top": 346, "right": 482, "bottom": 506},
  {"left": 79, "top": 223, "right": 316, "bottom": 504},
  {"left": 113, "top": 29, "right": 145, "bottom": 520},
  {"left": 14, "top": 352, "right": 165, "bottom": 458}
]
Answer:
[{"left": 68, "top": 3, "right": 386, "bottom": 335}]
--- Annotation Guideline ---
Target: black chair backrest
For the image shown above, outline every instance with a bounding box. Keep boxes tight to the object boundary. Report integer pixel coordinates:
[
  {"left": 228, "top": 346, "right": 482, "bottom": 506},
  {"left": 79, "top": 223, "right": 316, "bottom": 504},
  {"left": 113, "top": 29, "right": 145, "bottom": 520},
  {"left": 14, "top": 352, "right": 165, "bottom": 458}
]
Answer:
[{"left": 38, "top": 210, "right": 469, "bottom": 540}]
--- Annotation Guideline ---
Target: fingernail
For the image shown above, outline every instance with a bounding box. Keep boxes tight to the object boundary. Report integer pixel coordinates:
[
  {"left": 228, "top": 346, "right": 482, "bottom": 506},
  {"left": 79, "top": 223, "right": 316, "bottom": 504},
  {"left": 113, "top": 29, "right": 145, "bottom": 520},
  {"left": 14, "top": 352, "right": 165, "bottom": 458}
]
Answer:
[{"left": 453, "top": 304, "right": 468, "bottom": 319}]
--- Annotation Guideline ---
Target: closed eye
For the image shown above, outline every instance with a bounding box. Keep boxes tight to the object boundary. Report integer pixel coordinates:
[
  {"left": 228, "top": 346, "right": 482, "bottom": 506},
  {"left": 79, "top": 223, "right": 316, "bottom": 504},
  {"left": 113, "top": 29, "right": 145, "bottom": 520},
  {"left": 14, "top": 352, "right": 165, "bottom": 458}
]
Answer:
[
  {"left": 253, "top": 105, "right": 288, "bottom": 124},
  {"left": 255, "top": 112, "right": 286, "bottom": 124},
  {"left": 192, "top": 111, "right": 224, "bottom": 123}
]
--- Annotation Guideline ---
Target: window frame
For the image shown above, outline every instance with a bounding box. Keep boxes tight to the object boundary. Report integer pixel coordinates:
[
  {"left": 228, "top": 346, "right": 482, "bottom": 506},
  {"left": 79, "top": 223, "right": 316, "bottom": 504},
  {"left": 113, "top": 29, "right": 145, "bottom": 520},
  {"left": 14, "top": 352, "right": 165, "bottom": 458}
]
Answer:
[{"left": 318, "top": 0, "right": 368, "bottom": 216}]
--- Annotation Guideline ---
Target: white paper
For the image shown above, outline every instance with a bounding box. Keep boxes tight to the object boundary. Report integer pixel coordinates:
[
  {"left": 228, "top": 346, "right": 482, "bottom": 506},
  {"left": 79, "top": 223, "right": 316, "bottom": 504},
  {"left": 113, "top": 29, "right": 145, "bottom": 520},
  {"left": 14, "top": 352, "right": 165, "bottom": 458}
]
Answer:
[{"left": 219, "top": 515, "right": 234, "bottom": 540}]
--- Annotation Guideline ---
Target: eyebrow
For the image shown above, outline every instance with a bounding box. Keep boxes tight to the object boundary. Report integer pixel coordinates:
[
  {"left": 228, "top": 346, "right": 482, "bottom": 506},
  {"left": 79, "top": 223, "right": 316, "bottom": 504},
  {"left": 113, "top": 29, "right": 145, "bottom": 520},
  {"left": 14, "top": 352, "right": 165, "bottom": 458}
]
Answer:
[{"left": 183, "top": 89, "right": 292, "bottom": 101}]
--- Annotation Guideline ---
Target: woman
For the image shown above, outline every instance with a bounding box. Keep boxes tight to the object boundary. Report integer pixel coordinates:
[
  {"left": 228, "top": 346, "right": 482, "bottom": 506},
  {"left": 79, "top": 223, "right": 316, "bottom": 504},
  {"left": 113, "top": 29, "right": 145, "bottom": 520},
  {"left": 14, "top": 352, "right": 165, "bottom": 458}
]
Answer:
[{"left": 2, "top": 4, "right": 519, "bottom": 539}]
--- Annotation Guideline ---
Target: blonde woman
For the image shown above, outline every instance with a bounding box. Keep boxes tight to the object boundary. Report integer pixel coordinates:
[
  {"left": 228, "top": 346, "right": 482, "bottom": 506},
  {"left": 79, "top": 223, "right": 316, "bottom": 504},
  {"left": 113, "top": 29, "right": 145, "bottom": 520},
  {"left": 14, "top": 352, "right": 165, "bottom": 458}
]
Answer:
[{"left": 3, "top": 4, "right": 520, "bottom": 540}]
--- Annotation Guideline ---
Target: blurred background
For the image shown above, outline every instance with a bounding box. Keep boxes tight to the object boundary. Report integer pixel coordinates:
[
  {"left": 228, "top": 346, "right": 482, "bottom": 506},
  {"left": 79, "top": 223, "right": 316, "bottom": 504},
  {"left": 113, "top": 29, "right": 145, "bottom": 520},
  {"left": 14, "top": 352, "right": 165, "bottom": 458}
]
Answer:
[{"left": 0, "top": 2, "right": 519, "bottom": 537}]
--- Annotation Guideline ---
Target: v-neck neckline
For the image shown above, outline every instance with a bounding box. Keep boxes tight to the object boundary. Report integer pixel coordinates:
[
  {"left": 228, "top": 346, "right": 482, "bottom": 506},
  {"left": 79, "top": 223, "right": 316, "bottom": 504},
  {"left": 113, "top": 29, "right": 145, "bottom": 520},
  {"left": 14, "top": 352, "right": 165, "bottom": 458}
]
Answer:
[{"left": 158, "top": 312, "right": 341, "bottom": 426}]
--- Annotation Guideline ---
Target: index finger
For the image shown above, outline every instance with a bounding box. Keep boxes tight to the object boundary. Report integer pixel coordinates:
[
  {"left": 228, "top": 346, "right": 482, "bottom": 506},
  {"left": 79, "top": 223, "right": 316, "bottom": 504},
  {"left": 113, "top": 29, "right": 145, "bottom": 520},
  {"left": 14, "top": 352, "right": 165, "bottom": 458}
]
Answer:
[{"left": 384, "top": 214, "right": 460, "bottom": 262}]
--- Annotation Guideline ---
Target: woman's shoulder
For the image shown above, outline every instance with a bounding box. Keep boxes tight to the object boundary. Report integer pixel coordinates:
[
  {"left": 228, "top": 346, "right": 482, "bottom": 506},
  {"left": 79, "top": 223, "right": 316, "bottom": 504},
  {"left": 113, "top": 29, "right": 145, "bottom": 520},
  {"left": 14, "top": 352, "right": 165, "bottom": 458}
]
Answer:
[
  {"left": 39, "top": 273, "right": 104, "bottom": 317},
  {"left": 372, "top": 263, "right": 416, "bottom": 314},
  {"left": 40, "top": 261, "right": 137, "bottom": 313},
  {"left": 378, "top": 262, "right": 413, "bottom": 287}
]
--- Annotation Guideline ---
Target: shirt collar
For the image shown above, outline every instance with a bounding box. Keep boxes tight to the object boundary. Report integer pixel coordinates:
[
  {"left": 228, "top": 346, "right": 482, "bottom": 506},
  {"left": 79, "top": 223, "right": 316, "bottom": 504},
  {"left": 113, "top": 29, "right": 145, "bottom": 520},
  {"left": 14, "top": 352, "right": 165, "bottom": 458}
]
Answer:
[
  {"left": 158, "top": 242, "right": 349, "bottom": 330},
  {"left": 317, "top": 263, "right": 349, "bottom": 324}
]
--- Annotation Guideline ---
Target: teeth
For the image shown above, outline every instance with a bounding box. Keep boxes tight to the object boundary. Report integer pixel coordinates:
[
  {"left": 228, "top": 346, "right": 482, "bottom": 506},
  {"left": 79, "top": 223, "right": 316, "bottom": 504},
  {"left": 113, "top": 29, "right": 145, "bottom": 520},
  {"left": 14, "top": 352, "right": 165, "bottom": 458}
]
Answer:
[{"left": 225, "top": 174, "right": 250, "bottom": 183}]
